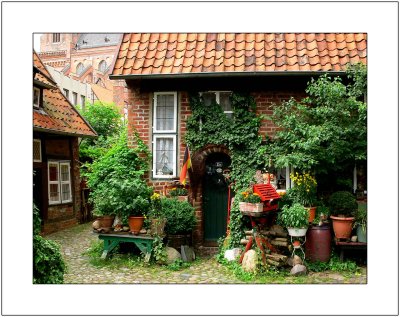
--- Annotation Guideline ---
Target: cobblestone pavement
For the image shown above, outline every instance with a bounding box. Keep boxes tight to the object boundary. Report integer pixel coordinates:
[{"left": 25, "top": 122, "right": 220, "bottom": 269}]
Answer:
[{"left": 46, "top": 223, "right": 367, "bottom": 284}]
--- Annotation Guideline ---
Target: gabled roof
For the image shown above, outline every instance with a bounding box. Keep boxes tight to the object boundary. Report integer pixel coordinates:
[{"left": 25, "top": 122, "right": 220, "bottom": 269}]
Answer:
[
  {"left": 33, "top": 51, "right": 97, "bottom": 137},
  {"left": 111, "top": 33, "right": 367, "bottom": 78}
]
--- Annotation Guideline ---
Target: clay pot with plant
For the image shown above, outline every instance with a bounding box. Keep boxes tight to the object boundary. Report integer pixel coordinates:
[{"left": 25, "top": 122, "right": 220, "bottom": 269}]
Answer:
[
  {"left": 289, "top": 172, "right": 318, "bottom": 223},
  {"left": 328, "top": 191, "right": 358, "bottom": 240},
  {"left": 161, "top": 197, "right": 197, "bottom": 248},
  {"left": 169, "top": 187, "right": 189, "bottom": 202}
]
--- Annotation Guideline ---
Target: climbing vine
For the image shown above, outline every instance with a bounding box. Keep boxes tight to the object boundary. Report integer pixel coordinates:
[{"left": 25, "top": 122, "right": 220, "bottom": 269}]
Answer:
[{"left": 185, "top": 92, "right": 270, "bottom": 248}]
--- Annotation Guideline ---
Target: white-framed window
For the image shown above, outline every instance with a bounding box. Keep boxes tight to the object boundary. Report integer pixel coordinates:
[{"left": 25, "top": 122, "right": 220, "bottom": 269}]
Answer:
[
  {"left": 202, "top": 91, "right": 233, "bottom": 118},
  {"left": 152, "top": 92, "right": 178, "bottom": 178},
  {"left": 63, "top": 88, "right": 69, "bottom": 99},
  {"left": 276, "top": 166, "right": 294, "bottom": 190},
  {"left": 52, "top": 33, "right": 61, "bottom": 43},
  {"left": 33, "top": 87, "right": 40, "bottom": 108},
  {"left": 33, "top": 139, "right": 42, "bottom": 162},
  {"left": 72, "top": 92, "right": 78, "bottom": 105},
  {"left": 153, "top": 135, "right": 177, "bottom": 178},
  {"left": 48, "top": 161, "right": 72, "bottom": 205}
]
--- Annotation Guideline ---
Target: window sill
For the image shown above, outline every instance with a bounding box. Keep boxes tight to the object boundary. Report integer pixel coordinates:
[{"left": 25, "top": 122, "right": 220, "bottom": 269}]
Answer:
[{"left": 48, "top": 202, "right": 73, "bottom": 207}]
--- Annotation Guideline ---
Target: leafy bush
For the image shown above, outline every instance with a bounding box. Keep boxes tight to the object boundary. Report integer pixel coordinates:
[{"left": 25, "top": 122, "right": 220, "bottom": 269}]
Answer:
[
  {"left": 328, "top": 191, "right": 358, "bottom": 217},
  {"left": 289, "top": 172, "right": 317, "bottom": 207},
  {"left": 354, "top": 203, "right": 367, "bottom": 231},
  {"left": 86, "top": 128, "right": 151, "bottom": 222},
  {"left": 33, "top": 235, "right": 66, "bottom": 284},
  {"left": 161, "top": 198, "right": 197, "bottom": 234},
  {"left": 277, "top": 203, "right": 309, "bottom": 228},
  {"left": 238, "top": 189, "right": 261, "bottom": 203},
  {"left": 78, "top": 101, "right": 123, "bottom": 162},
  {"left": 268, "top": 63, "right": 367, "bottom": 174}
]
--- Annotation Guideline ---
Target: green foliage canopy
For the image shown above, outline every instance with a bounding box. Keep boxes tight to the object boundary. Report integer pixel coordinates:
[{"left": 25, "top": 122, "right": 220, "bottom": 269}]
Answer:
[
  {"left": 85, "top": 128, "right": 152, "bottom": 222},
  {"left": 78, "top": 101, "right": 123, "bottom": 161},
  {"left": 268, "top": 63, "right": 367, "bottom": 174}
]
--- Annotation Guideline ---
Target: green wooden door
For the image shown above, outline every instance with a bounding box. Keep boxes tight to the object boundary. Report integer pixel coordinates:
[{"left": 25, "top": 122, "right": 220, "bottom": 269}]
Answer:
[{"left": 203, "top": 154, "right": 230, "bottom": 242}]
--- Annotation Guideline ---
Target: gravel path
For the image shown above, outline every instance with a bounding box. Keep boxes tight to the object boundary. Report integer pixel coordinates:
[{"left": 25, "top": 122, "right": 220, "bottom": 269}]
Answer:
[{"left": 46, "top": 223, "right": 366, "bottom": 284}]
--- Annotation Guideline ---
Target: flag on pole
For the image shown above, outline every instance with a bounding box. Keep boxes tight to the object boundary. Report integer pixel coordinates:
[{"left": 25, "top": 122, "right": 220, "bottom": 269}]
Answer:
[{"left": 180, "top": 146, "right": 192, "bottom": 185}]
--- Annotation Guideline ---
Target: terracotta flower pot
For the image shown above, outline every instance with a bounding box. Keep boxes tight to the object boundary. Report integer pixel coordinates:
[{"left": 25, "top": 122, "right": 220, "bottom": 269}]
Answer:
[
  {"left": 128, "top": 216, "right": 145, "bottom": 235},
  {"left": 330, "top": 216, "right": 355, "bottom": 239},
  {"left": 306, "top": 206, "right": 317, "bottom": 223},
  {"left": 98, "top": 215, "right": 115, "bottom": 229}
]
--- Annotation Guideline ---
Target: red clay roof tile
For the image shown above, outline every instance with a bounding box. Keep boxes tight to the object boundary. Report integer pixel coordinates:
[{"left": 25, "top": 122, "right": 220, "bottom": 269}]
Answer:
[
  {"left": 111, "top": 33, "right": 367, "bottom": 77},
  {"left": 33, "top": 52, "right": 96, "bottom": 137}
]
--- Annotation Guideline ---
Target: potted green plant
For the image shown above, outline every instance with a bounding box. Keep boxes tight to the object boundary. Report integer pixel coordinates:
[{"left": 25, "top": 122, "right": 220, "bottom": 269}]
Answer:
[
  {"left": 91, "top": 178, "right": 152, "bottom": 234},
  {"left": 277, "top": 203, "right": 309, "bottom": 237},
  {"left": 169, "top": 187, "right": 189, "bottom": 201},
  {"left": 354, "top": 202, "right": 367, "bottom": 243},
  {"left": 238, "top": 189, "right": 263, "bottom": 213},
  {"left": 149, "top": 192, "right": 167, "bottom": 236},
  {"left": 328, "top": 191, "right": 358, "bottom": 239},
  {"left": 161, "top": 197, "right": 197, "bottom": 249},
  {"left": 289, "top": 172, "right": 318, "bottom": 223}
]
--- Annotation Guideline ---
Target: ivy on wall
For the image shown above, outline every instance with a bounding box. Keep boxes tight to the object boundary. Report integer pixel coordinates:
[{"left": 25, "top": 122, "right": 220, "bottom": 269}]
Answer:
[{"left": 185, "top": 92, "right": 270, "bottom": 247}]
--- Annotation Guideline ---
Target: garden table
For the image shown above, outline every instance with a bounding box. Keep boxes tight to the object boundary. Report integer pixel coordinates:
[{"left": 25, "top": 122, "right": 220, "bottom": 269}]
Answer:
[
  {"left": 97, "top": 233, "right": 154, "bottom": 262},
  {"left": 335, "top": 240, "right": 367, "bottom": 262}
]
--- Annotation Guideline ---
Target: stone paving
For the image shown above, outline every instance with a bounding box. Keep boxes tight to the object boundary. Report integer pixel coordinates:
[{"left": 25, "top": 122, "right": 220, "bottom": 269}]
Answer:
[{"left": 46, "top": 223, "right": 367, "bottom": 284}]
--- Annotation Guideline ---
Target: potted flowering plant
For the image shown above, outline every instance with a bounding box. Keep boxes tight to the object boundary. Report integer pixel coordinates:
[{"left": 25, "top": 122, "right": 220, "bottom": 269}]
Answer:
[
  {"left": 238, "top": 189, "right": 263, "bottom": 213},
  {"left": 149, "top": 192, "right": 166, "bottom": 236},
  {"left": 169, "top": 187, "right": 189, "bottom": 201},
  {"left": 290, "top": 172, "right": 318, "bottom": 222}
]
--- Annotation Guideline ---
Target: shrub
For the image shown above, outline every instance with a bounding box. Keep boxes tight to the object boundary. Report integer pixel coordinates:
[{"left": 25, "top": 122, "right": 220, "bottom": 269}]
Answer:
[
  {"left": 328, "top": 191, "right": 358, "bottom": 217},
  {"left": 86, "top": 128, "right": 151, "bottom": 222},
  {"left": 33, "top": 235, "right": 66, "bottom": 284},
  {"left": 277, "top": 203, "right": 309, "bottom": 228},
  {"left": 161, "top": 198, "right": 197, "bottom": 234}
]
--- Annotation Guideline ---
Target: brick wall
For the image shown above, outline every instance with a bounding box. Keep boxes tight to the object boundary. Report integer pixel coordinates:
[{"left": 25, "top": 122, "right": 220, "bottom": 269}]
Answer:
[
  {"left": 124, "top": 82, "right": 305, "bottom": 246},
  {"left": 40, "top": 135, "right": 82, "bottom": 235}
]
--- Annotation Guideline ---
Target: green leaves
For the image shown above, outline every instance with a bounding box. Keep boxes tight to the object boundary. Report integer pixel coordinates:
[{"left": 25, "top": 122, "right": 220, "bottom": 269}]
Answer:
[
  {"left": 269, "top": 63, "right": 367, "bottom": 174},
  {"left": 33, "top": 235, "right": 66, "bottom": 284},
  {"left": 277, "top": 203, "right": 309, "bottom": 229},
  {"left": 86, "top": 128, "right": 152, "bottom": 222},
  {"left": 161, "top": 198, "right": 197, "bottom": 235}
]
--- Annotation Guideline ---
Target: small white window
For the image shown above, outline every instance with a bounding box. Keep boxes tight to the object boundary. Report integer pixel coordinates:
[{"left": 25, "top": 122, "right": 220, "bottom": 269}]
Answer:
[
  {"left": 153, "top": 92, "right": 177, "bottom": 133},
  {"left": 276, "top": 167, "right": 293, "bottom": 190},
  {"left": 202, "top": 91, "right": 233, "bottom": 118},
  {"left": 153, "top": 135, "right": 177, "bottom": 178},
  {"left": 33, "top": 87, "right": 40, "bottom": 108},
  {"left": 152, "top": 92, "right": 178, "bottom": 178},
  {"left": 72, "top": 92, "right": 78, "bottom": 105},
  {"left": 63, "top": 88, "right": 69, "bottom": 99},
  {"left": 33, "top": 139, "right": 42, "bottom": 162},
  {"left": 48, "top": 161, "right": 72, "bottom": 204}
]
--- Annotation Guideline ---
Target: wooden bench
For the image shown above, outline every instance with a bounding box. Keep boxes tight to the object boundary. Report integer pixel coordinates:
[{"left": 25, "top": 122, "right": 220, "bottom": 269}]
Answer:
[
  {"left": 335, "top": 240, "right": 367, "bottom": 262},
  {"left": 97, "top": 233, "right": 154, "bottom": 262}
]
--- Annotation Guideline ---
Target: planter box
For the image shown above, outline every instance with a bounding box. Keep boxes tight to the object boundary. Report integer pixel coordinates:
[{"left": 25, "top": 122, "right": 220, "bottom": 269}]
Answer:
[{"left": 239, "top": 202, "right": 263, "bottom": 213}]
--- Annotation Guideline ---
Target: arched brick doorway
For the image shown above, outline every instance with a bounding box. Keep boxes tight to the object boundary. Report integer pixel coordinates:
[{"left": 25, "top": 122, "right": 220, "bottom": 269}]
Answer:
[{"left": 189, "top": 145, "right": 231, "bottom": 247}]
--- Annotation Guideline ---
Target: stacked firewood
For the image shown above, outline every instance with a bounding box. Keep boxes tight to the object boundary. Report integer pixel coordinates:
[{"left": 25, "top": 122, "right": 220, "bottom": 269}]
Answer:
[{"left": 240, "top": 225, "right": 291, "bottom": 267}]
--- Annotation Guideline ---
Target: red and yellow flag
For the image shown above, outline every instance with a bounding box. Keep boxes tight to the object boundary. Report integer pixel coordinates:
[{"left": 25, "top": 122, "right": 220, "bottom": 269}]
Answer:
[{"left": 179, "top": 146, "right": 192, "bottom": 185}]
